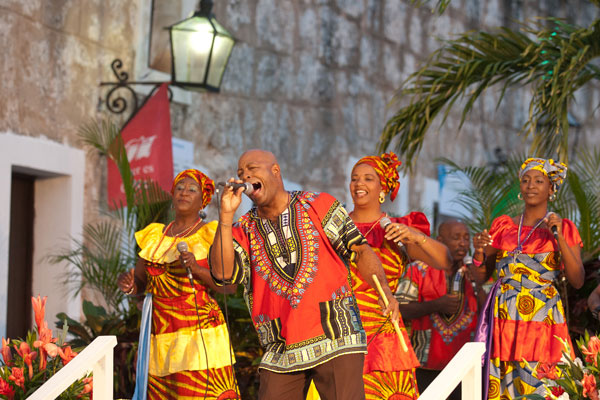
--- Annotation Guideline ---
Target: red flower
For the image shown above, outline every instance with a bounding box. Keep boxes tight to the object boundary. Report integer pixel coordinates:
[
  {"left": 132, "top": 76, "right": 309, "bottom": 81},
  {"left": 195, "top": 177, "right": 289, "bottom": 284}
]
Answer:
[
  {"left": 1, "top": 337, "right": 11, "bottom": 366},
  {"left": 581, "top": 336, "right": 600, "bottom": 366},
  {"left": 58, "top": 346, "right": 78, "bottom": 366},
  {"left": 0, "top": 377, "right": 15, "bottom": 399},
  {"left": 8, "top": 367, "right": 24, "bottom": 389},
  {"left": 582, "top": 372, "right": 599, "bottom": 400},
  {"left": 31, "top": 295, "right": 47, "bottom": 331},
  {"left": 15, "top": 342, "right": 37, "bottom": 379},
  {"left": 77, "top": 377, "right": 93, "bottom": 399},
  {"left": 549, "top": 386, "right": 565, "bottom": 396},
  {"left": 536, "top": 362, "right": 559, "bottom": 380},
  {"left": 33, "top": 321, "right": 58, "bottom": 370}
]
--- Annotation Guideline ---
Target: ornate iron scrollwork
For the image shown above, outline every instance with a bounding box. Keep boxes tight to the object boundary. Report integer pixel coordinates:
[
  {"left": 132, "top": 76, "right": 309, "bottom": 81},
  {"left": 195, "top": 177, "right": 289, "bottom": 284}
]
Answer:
[{"left": 100, "top": 59, "right": 173, "bottom": 118}]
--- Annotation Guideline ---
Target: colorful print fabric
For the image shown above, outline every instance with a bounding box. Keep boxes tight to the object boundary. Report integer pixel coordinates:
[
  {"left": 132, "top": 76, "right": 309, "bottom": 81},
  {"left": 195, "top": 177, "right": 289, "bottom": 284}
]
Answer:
[
  {"left": 486, "top": 215, "right": 582, "bottom": 399},
  {"left": 214, "top": 191, "right": 368, "bottom": 373},
  {"left": 351, "top": 212, "right": 428, "bottom": 399},
  {"left": 136, "top": 222, "right": 238, "bottom": 399}
]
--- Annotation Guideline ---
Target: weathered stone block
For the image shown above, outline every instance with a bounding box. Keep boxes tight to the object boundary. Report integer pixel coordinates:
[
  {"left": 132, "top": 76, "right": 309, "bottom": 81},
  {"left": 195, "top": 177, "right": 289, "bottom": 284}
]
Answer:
[{"left": 256, "top": 0, "right": 295, "bottom": 52}]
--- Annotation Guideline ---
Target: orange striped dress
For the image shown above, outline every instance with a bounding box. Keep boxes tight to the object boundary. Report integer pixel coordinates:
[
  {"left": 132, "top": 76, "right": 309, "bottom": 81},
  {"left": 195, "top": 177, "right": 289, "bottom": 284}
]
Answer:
[
  {"left": 350, "top": 213, "right": 427, "bottom": 400},
  {"left": 136, "top": 221, "right": 238, "bottom": 400}
]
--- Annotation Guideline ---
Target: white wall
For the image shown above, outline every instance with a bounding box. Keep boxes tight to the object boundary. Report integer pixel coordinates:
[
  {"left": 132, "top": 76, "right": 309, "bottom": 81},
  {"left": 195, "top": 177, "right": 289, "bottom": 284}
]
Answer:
[{"left": 0, "top": 132, "right": 85, "bottom": 337}]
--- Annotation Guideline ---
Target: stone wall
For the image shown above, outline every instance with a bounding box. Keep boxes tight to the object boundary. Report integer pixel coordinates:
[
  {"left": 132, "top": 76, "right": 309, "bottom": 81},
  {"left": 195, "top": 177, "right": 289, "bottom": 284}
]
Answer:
[{"left": 1, "top": 0, "right": 599, "bottom": 221}]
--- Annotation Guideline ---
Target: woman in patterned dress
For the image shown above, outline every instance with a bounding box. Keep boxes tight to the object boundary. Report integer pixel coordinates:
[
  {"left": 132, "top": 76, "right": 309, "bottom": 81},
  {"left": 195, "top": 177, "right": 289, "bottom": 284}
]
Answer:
[
  {"left": 117, "top": 169, "right": 239, "bottom": 400},
  {"left": 347, "top": 152, "right": 452, "bottom": 399},
  {"left": 473, "top": 158, "right": 584, "bottom": 399}
]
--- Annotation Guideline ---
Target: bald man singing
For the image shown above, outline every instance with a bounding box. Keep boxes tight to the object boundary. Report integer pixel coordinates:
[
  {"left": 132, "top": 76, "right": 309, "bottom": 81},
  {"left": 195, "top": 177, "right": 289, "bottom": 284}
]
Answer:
[{"left": 210, "top": 150, "right": 399, "bottom": 400}]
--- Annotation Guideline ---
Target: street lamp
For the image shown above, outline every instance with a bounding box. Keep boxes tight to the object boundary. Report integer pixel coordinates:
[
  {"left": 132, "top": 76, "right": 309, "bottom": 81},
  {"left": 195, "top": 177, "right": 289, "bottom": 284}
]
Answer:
[
  {"left": 100, "top": 0, "right": 235, "bottom": 116},
  {"left": 169, "top": 0, "right": 235, "bottom": 91}
]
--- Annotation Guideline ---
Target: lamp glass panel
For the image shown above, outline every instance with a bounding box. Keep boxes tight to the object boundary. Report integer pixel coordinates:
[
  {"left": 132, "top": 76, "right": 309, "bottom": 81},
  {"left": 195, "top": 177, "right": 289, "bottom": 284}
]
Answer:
[
  {"left": 207, "top": 35, "right": 235, "bottom": 87},
  {"left": 171, "top": 17, "right": 216, "bottom": 84}
]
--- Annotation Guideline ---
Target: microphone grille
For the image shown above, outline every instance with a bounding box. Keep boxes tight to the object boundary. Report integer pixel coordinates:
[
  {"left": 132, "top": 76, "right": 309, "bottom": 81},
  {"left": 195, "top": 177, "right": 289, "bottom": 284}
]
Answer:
[
  {"left": 380, "top": 217, "right": 392, "bottom": 228},
  {"left": 177, "top": 241, "right": 188, "bottom": 253},
  {"left": 463, "top": 255, "right": 473, "bottom": 265}
]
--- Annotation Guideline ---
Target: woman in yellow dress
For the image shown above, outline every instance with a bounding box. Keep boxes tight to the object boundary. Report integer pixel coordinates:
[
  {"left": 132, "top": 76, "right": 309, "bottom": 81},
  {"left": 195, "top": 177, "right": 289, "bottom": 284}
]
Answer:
[{"left": 117, "top": 169, "right": 239, "bottom": 399}]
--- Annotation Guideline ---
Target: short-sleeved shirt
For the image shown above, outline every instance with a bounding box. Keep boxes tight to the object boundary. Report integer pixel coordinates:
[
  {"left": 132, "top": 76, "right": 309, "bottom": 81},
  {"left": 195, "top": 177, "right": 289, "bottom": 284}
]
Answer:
[
  {"left": 210, "top": 191, "right": 368, "bottom": 373},
  {"left": 397, "top": 260, "right": 479, "bottom": 370}
]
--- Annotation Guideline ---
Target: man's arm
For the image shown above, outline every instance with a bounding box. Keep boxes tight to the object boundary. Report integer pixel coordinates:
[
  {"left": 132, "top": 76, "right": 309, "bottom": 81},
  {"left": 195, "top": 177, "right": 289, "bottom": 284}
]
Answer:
[
  {"left": 209, "top": 184, "right": 244, "bottom": 282},
  {"left": 399, "top": 295, "right": 461, "bottom": 320},
  {"left": 352, "top": 243, "right": 399, "bottom": 322}
]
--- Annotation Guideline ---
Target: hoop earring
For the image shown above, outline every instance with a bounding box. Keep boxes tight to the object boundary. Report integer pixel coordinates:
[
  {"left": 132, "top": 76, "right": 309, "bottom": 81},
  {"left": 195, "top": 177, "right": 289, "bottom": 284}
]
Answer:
[
  {"left": 518, "top": 193, "right": 523, "bottom": 200},
  {"left": 549, "top": 193, "right": 556, "bottom": 202},
  {"left": 379, "top": 192, "right": 386, "bottom": 204}
]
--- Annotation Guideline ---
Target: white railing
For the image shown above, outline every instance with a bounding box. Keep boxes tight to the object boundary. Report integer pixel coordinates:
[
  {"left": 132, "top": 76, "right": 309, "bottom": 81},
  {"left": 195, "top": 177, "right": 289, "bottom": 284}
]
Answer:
[
  {"left": 27, "top": 335, "right": 117, "bottom": 400},
  {"left": 418, "top": 342, "right": 485, "bottom": 400}
]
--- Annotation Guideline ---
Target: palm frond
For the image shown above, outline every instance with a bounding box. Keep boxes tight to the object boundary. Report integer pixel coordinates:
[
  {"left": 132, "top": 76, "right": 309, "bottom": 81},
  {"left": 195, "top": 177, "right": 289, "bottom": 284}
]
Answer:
[
  {"left": 49, "top": 221, "right": 135, "bottom": 314},
  {"left": 380, "top": 18, "right": 600, "bottom": 171},
  {"left": 78, "top": 119, "right": 120, "bottom": 155},
  {"left": 437, "top": 157, "right": 523, "bottom": 233},
  {"left": 409, "top": 0, "right": 451, "bottom": 14}
]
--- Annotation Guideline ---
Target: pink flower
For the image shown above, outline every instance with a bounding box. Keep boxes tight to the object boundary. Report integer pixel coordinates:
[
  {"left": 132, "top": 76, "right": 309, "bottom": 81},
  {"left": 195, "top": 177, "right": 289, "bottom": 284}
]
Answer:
[
  {"left": 58, "top": 346, "right": 78, "bottom": 366},
  {"left": 15, "top": 342, "right": 37, "bottom": 379},
  {"left": 8, "top": 367, "right": 24, "bottom": 389},
  {"left": 31, "top": 295, "right": 47, "bottom": 331},
  {"left": 581, "top": 336, "right": 600, "bottom": 366},
  {"left": 1, "top": 337, "right": 11, "bottom": 365},
  {"left": 582, "top": 372, "right": 599, "bottom": 400},
  {"left": 536, "top": 362, "right": 559, "bottom": 380},
  {"left": 0, "top": 377, "right": 15, "bottom": 399},
  {"left": 33, "top": 321, "right": 58, "bottom": 370}
]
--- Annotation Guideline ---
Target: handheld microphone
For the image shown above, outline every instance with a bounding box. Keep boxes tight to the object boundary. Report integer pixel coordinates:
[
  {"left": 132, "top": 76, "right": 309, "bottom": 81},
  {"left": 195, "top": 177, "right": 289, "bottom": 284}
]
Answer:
[
  {"left": 380, "top": 217, "right": 404, "bottom": 247},
  {"left": 177, "top": 241, "right": 194, "bottom": 287},
  {"left": 551, "top": 225, "right": 559, "bottom": 242},
  {"left": 462, "top": 255, "right": 477, "bottom": 292},
  {"left": 217, "top": 181, "right": 255, "bottom": 195},
  {"left": 451, "top": 267, "right": 464, "bottom": 294}
]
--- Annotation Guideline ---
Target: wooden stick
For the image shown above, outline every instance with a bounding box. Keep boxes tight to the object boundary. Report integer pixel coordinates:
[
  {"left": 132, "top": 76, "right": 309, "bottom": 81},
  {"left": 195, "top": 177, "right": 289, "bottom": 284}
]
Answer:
[{"left": 372, "top": 274, "right": 408, "bottom": 352}]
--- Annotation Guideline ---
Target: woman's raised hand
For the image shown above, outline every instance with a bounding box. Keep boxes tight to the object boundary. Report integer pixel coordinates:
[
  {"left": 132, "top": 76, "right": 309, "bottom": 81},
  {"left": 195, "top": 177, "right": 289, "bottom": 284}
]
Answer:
[
  {"left": 473, "top": 229, "right": 492, "bottom": 253},
  {"left": 384, "top": 223, "right": 426, "bottom": 244},
  {"left": 117, "top": 269, "right": 135, "bottom": 293}
]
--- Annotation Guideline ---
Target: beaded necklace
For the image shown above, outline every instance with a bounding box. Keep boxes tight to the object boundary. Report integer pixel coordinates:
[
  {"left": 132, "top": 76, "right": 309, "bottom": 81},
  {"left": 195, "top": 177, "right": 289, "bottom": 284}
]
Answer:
[
  {"left": 510, "top": 211, "right": 549, "bottom": 262},
  {"left": 150, "top": 217, "right": 203, "bottom": 263}
]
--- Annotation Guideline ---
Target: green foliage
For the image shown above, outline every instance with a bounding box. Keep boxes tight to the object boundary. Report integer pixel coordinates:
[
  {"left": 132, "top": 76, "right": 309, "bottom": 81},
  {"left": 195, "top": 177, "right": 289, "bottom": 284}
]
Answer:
[
  {"left": 409, "top": 0, "right": 451, "bottom": 14},
  {"left": 380, "top": 13, "right": 600, "bottom": 171},
  {"left": 523, "top": 332, "right": 600, "bottom": 399},
  {"left": 214, "top": 289, "right": 262, "bottom": 397},
  {"left": 439, "top": 147, "right": 600, "bottom": 262},
  {"left": 437, "top": 156, "right": 523, "bottom": 233}
]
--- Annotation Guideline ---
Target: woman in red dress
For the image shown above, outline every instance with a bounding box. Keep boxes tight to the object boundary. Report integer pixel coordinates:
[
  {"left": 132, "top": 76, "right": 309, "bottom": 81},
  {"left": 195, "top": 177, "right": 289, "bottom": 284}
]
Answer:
[
  {"left": 348, "top": 152, "right": 452, "bottom": 399},
  {"left": 473, "top": 158, "right": 584, "bottom": 399}
]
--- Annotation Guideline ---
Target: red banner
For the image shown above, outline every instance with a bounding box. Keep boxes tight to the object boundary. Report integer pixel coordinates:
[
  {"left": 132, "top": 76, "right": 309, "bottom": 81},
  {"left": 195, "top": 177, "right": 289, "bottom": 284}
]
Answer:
[{"left": 107, "top": 83, "right": 173, "bottom": 207}]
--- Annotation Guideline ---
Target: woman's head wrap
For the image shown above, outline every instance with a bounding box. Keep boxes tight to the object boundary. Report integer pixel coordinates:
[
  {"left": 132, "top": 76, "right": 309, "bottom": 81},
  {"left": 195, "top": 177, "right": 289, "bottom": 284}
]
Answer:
[
  {"left": 171, "top": 169, "right": 215, "bottom": 209},
  {"left": 354, "top": 152, "right": 402, "bottom": 201},
  {"left": 519, "top": 158, "right": 567, "bottom": 191}
]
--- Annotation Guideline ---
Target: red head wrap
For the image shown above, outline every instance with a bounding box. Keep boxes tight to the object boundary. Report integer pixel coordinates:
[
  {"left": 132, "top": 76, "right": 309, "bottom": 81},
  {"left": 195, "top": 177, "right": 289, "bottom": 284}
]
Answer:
[
  {"left": 171, "top": 169, "right": 215, "bottom": 209},
  {"left": 354, "top": 152, "right": 402, "bottom": 201}
]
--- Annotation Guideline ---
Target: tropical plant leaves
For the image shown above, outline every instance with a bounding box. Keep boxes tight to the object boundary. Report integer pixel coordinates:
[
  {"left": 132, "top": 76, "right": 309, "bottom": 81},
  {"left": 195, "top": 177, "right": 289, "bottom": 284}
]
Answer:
[{"left": 380, "top": 14, "right": 600, "bottom": 171}]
